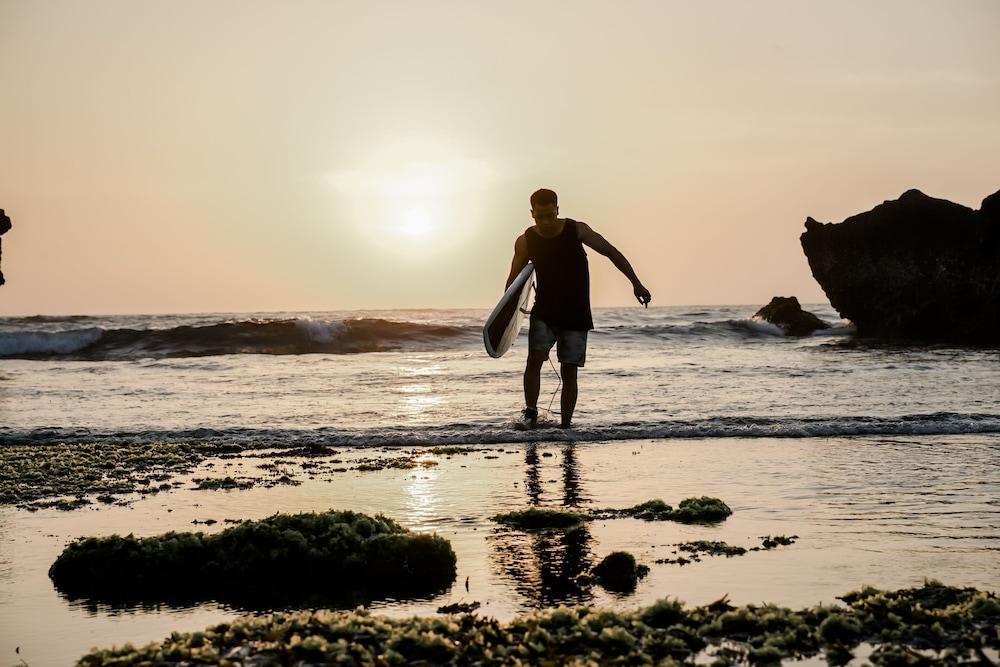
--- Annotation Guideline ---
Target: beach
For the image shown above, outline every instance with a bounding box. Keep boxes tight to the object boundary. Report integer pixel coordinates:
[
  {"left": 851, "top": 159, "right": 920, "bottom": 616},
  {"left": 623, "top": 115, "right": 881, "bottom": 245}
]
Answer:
[{"left": 1, "top": 305, "right": 998, "bottom": 664}]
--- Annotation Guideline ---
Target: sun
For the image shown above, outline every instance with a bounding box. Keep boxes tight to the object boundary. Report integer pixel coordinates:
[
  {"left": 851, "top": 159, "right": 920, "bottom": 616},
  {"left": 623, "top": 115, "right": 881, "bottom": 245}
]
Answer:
[
  {"left": 325, "top": 139, "right": 496, "bottom": 257},
  {"left": 398, "top": 206, "right": 435, "bottom": 238}
]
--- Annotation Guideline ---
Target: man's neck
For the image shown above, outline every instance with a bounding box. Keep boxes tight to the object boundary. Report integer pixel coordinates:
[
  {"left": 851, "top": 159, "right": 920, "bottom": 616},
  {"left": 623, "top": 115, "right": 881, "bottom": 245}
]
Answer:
[{"left": 534, "top": 217, "right": 565, "bottom": 239}]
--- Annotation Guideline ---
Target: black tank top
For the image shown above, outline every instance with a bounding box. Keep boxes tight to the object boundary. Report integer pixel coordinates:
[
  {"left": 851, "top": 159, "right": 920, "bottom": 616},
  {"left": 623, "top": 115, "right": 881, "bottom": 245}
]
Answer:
[{"left": 525, "top": 218, "right": 594, "bottom": 331}]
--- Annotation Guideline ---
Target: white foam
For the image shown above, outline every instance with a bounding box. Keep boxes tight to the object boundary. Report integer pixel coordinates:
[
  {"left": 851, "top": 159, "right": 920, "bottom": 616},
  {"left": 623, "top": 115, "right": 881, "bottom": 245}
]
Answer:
[
  {"left": 293, "top": 317, "right": 346, "bottom": 343},
  {"left": 743, "top": 317, "right": 786, "bottom": 336},
  {"left": 6, "top": 413, "right": 999, "bottom": 447},
  {"left": 0, "top": 328, "right": 104, "bottom": 356},
  {"left": 811, "top": 319, "right": 856, "bottom": 336}
]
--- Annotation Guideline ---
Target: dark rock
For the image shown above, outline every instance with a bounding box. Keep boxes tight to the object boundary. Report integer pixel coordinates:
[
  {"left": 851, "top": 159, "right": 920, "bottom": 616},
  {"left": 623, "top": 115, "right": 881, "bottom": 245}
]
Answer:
[
  {"left": 591, "top": 551, "right": 649, "bottom": 592},
  {"left": 0, "top": 208, "right": 9, "bottom": 286},
  {"left": 800, "top": 189, "right": 1000, "bottom": 343},
  {"left": 754, "top": 296, "right": 830, "bottom": 336}
]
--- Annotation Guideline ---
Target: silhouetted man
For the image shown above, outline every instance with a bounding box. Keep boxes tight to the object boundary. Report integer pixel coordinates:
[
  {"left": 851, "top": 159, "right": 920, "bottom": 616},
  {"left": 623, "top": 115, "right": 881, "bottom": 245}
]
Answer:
[{"left": 505, "top": 188, "right": 651, "bottom": 429}]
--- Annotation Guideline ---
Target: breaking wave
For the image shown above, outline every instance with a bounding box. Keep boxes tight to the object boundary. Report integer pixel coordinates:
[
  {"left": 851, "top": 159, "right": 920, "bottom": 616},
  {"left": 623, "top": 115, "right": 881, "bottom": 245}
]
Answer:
[
  {"left": 0, "top": 318, "right": 473, "bottom": 360},
  {"left": 0, "top": 312, "right": 854, "bottom": 360}
]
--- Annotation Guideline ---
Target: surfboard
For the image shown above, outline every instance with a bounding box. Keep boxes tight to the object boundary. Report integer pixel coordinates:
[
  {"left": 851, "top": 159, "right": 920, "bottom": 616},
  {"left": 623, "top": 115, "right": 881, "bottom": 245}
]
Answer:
[{"left": 484, "top": 262, "right": 535, "bottom": 358}]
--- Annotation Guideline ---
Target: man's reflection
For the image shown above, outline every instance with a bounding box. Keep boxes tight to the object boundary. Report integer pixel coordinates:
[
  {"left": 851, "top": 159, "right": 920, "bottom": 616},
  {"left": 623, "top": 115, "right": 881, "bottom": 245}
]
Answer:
[{"left": 489, "top": 442, "right": 594, "bottom": 607}]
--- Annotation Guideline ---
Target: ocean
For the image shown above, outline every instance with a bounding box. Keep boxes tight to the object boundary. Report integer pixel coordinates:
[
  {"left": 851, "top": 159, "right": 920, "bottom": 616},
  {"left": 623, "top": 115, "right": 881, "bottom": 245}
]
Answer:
[
  {"left": 1, "top": 305, "right": 998, "bottom": 664},
  {"left": 2, "top": 304, "right": 998, "bottom": 444}
]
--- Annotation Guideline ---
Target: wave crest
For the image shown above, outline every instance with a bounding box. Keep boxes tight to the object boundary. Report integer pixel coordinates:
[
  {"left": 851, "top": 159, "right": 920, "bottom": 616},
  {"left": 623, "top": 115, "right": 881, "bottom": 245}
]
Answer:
[{"left": 0, "top": 318, "right": 472, "bottom": 360}]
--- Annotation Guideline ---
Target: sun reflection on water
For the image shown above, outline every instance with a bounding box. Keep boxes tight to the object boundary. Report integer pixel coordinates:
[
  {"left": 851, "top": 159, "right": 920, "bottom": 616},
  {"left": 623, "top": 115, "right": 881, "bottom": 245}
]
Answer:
[{"left": 404, "top": 456, "right": 440, "bottom": 532}]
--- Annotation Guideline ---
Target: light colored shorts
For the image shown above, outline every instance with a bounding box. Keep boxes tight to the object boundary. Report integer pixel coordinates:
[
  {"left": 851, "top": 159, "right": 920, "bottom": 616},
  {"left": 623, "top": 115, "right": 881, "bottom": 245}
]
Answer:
[{"left": 528, "top": 316, "right": 588, "bottom": 367}]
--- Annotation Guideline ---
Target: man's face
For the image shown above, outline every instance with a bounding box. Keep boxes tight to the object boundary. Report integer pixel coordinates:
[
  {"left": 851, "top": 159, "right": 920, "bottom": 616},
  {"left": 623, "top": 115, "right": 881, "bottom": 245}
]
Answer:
[{"left": 531, "top": 204, "right": 559, "bottom": 227}]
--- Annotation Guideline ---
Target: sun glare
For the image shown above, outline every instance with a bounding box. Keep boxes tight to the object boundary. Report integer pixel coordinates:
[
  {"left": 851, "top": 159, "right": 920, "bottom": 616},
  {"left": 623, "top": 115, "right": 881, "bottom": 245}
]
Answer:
[
  {"left": 399, "top": 206, "right": 434, "bottom": 238},
  {"left": 325, "top": 140, "right": 496, "bottom": 257}
]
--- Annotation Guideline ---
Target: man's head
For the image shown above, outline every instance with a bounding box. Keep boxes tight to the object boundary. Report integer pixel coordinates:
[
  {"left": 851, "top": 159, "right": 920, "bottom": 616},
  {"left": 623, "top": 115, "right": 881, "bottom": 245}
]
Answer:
[{"left": 530, "top": 188, "right": 559, "bottom": 225}]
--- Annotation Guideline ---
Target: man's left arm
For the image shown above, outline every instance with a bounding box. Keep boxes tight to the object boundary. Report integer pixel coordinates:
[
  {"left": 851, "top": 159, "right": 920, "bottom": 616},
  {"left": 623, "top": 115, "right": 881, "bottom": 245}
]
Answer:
[{"left": 577, "top": 222, "right": 652, "bottom": 307}]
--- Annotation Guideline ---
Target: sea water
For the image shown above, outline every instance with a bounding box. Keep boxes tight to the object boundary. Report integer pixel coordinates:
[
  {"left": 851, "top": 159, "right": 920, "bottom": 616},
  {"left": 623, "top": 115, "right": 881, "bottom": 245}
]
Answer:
[
  {"left": 1, "top": 304, "right": 998, "bottom": 441},
  {"left": 0, "top": 305, "right": 998, "bottom": 664}
]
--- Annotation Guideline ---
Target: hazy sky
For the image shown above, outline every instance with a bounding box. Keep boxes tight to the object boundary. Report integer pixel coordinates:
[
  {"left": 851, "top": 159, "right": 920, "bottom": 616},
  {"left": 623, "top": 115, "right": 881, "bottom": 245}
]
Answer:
[{"left": 1, "top": 0, "right": 998, "bottom": 315}]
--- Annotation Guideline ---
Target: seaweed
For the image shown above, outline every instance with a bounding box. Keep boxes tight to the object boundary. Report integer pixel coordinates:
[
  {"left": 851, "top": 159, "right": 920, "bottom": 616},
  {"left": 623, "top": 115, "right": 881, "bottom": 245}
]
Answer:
[
  {"left": 754, "top": 535, "right": 799, "bottom": 550},
  {"left": 49, "top": 510, "right": 456, "bottom": 606},
  {"left": 192, "top": 476, "right": 252, "bottom": 490},
  {"left": 74, "top": 581, "right": 1000, "bottom": 666},
  {"left": 492, "top": 507, "right": 589, "bottom": 530},
  {"left": 658, "top": 536, "right": 798, "bottom": 565},
  {"left": 667, "top": 496, "right": 733, "bottom": 523},
  {"left": 591, "top": 497, "right": 733, "bottom": 524},
  {"left": 495, "top": 496, "right": 734, "bottom": 532},
  {"left": 1, "top": 442, "right": 219, "bottom": 508},
  {"left": 437, "top": 601, "right": 481, "bottom": 614}
]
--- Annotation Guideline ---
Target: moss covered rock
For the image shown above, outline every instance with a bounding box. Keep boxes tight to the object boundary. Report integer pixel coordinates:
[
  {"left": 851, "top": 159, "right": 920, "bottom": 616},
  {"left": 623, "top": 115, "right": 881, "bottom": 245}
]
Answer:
[
  {"left": 74, "top": 581, "right": 1000, "bottom": 666},
  {"left": 49, "top": 510, "right": 455, "bottom": 605}
]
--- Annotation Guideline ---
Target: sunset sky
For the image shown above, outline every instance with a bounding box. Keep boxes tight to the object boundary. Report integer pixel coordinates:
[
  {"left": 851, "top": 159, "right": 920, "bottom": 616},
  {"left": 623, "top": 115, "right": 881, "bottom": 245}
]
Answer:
[{"left": 1, "top": 0, "right": 998, "bottom": 315}]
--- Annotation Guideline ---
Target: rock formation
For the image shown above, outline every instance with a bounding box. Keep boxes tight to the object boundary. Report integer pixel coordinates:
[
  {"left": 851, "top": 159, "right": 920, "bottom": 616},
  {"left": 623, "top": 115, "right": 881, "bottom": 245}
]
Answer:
[
  {"left": 754, "top": 296, "right": 830, "bottom": 336},
  {"left": 0, "top": 209, "right": 10, "bottom": 286},
  {"left": 800, "top": 189, "right": 1000, "bottom": 344}
]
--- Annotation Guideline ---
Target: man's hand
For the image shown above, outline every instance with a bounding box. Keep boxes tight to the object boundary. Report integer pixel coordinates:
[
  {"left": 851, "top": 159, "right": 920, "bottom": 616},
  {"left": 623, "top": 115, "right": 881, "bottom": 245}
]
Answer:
[{"left": 634, "top": 283, "right": 651, "bottom": 308}]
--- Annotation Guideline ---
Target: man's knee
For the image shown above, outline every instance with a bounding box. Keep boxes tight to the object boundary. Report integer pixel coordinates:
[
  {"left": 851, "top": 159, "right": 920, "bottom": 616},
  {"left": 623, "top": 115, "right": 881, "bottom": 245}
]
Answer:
[{"left": 526, "top": 350, "right": 547, "bottom": 371}]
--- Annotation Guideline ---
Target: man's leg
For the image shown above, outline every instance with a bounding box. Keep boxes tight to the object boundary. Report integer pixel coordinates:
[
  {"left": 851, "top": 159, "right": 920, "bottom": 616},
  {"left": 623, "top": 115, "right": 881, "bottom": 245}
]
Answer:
[
  {"left": 554, "top": 329, "right": 586, "bottom": 429},
  {"left": 523, "top": 349, "right": 546, "bottom": 411},
  {"left": 560, "top": 363, "right": 578, "bottom": 428}
]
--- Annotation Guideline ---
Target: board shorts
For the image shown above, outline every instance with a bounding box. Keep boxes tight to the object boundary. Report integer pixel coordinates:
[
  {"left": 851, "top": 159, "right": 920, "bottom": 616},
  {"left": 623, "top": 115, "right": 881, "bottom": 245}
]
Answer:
[{"left": 528, "top": 316, "right": 588, "bottom": 367}]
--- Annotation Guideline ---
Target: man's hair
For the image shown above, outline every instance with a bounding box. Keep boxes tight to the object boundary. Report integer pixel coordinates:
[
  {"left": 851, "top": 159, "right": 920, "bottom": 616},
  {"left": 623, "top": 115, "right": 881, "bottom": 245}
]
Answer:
[{"left": 530, "top": 188, "right": 558, "bottom": 209}]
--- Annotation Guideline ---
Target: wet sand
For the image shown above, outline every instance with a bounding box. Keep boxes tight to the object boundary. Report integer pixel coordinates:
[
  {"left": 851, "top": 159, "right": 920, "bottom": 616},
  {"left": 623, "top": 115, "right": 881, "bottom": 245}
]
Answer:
[{"left": 1, "top": 434, "right": 998, "bottom": 665}]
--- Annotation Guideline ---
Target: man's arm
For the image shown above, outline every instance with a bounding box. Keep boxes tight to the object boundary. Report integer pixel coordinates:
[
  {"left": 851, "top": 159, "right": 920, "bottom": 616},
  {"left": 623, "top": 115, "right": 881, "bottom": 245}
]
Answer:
[
  {"left": 505, "top": 234, "right": 529, "bottom": 290},
  {"left": 577, "top": 222, "right": 652, "bottom": 307}
]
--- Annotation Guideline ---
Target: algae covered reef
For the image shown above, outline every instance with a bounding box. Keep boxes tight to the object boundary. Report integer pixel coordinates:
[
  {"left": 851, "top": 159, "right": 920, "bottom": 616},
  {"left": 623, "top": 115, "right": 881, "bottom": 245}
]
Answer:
[
  {"left": 0, "top": 440, "right": 507, "bottom": 511},
  {"left": 0, "top": 441, "right": 219, "bottom": 509},
  {"left": 75, "top": 581, "right": 1000, "bottom": 666},
  {"left": 49, "top": 510, "right": 456, "bottom": 606},
  {"left": 493, "top": 506, "right": 590, "bottom": 529},
  {"left": 493, "top": 496, "right": 733, "bottom": 530},
  {"left": 657, "top": 536, "right": 799, "bottom": 566},
  {"left": 593, "top": 496, "right": 734, "bottom": 523}
]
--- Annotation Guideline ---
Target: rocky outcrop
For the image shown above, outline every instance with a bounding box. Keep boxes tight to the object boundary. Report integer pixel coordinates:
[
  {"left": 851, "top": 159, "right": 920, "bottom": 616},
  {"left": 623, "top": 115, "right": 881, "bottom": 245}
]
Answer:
[
  {"left": 754, "top": 296, "right": 830, "bottom": 336},
  {"left": 800, "top": 189, "right": 1000, "bottom": 344},
  {"left": 0, "top": 209, "right": 9, "bottom": 286}
]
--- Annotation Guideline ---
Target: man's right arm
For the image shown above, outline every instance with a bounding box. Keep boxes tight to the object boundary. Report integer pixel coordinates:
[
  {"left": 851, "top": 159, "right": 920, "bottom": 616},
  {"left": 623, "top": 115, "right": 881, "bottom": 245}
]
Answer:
[{"left": 505, "top": 234, "right": 529, "bottom": 290}]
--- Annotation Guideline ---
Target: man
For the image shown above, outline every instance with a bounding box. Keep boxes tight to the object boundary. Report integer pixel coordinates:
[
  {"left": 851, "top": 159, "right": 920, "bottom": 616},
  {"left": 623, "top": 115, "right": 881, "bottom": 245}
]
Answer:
[{"left": 505, "top": 188, "right": 651, "bottom": 430}]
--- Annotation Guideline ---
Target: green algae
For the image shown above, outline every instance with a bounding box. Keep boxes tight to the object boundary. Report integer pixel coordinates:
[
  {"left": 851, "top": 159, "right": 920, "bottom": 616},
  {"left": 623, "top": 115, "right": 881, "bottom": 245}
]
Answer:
[
  {"left": 1, "top": 442, "right": 219, "bottom": 508},
  {"left": 591, "top": 551, "right": 650, "bottom": 593},
  {"left": 591, "top": 496, "right": 733, "bottom": 524},
  {"left": 191, "top": 475, "right": 252, "bottom": 490},
  {"left": 667, "top": 496, "right": 733, "bottom": 523},
  {"left": 437, "top": 600, "right": 481, "bottom": 614},
  {"left": 74, "top": 581, "right": 1000, "bottom": 666},
  {"left": 493, "top": 507, "right": 589, "bottom": 530},
  {"left": 495, "top": 497, "right": 734, "bottom": 532},
  {"left": 658, "top": 540, "right": 748, "bottom": 565},
  {"left": 49, "top": 510, "right": 456, "bottom": 606},
  {"left": 658, "top": 536, "right": 799, "bottom": 565},
  {"left": 758, "top": 534, "right": 798, "bottom": 550}
]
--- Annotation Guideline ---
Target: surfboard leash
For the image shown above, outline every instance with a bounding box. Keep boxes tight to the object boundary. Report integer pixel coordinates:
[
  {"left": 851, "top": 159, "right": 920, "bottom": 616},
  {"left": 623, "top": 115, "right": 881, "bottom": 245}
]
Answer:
[{"left": 544, "top": 355, "right": 562, "bottom": 417}]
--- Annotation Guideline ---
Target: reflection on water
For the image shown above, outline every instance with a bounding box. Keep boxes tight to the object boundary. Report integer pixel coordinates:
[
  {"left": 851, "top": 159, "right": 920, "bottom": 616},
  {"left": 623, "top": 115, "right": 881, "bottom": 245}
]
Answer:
[
  {"left": 404, "top": 457, "right": 440, "bottom": 531},
  {"left": 489, "top": 443, "right": 595, "bottom": 607}
]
